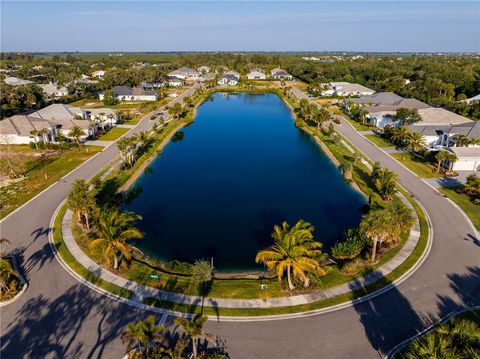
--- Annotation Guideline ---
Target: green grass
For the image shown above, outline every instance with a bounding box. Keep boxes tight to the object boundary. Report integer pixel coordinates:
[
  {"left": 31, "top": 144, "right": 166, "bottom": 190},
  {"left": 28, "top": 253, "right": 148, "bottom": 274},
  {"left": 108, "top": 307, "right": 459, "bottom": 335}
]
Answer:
[
  {"left": 97, "top": 127, "right": 130, "bottom": 141},
  {"left": 53, "top": 204, "right": 133, "bottom": 299},
  {"left": 343, "top": 116, "right": 373, "bottom": 132},
  {"left": 0, "top": 145, "right": 102, "bottom": 219},
  {"left": 364, "top": 134, "right": 395, "bottom": 148},
  {"left": 391, "top": 152, "right": 440, "bottom": 179},
  {"left": 438, "top": 187, "right": 480, "bottom": 231},
  {"left": 396, "top": 310, "right": 480, "bottom": 358}
]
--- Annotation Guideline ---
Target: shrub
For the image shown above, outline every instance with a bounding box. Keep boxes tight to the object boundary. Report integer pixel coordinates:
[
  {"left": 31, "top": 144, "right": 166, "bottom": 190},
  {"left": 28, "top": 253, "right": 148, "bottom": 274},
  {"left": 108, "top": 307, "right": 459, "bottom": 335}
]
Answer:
[
  {"left": 163, "top": 259, "right": 193, "bottom": 275},
  {"left": 29, "top": 141, "right": 36, "bottom": 149},
  {"left": 331, "top": 228, "right": 367, "bottom": 261},
  {"left": 340, "top": 258, "right": 363, "bottom": 275}
]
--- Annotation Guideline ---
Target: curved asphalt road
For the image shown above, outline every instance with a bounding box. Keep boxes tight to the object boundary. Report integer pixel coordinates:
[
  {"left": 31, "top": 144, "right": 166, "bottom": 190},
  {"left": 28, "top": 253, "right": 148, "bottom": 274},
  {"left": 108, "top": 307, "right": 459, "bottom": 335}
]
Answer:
[{"left": 1, "top": 86, "right": 479, "bottom": 359}]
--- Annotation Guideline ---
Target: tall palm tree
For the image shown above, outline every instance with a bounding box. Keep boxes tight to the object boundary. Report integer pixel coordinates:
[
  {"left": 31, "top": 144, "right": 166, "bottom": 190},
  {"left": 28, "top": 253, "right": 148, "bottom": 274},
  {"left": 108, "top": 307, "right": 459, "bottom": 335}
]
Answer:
[
  {"left": 133, "top": 131, "right": 150, "bottom": 149},
  {"left": 374, "top": 168, "right": 397, "bottom": 202},
  {"left": 388, "top": 202, "right": 415, "bottom": 241},
  {"left": 255, "top": 220, "right": 325, "bottom": 290},
  {"left": 391, "top": 125, "right": 410, "bottom": 146},
  {"left": 121, "top": 315, "right": 167, "bottom": 359},
  {"left": 90, "top": 209, "right": 144, "bottom": 269},
  {"left": 359, "top": 208, "right": 397, "bottom": 262},
  {"left": 445, "top": 152, "right": 458, "bottom": 172},
  {"left": 175, "top": 314, "right": 214, "bottom": 359},
  {"left": 435, "top": 151, "right": 450, "bottom": 173},
  {"left": 69, "top": 125, "right": 86, "bottom": 146},
  {"left": 67, "top": 179, "right": 95, "bottom": 230},
  {"left": 405, "top": 132, "right": 426, "bottom": 153}
]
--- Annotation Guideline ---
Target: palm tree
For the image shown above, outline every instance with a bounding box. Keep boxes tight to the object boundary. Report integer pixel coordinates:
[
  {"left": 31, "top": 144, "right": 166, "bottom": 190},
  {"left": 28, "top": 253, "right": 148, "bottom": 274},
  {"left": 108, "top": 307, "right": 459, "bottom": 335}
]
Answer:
[
  {"left": 168, "top": 103, "right": 183, "bottom": 119},
  {"left": 69, "top": 125, "right": 86, "bottom": 146},
  {"left": 30, "top": 130, "right": 39, "bottom": 149},
  {"left": 90, "top": 209, "right": 144, "bottom": 269},
  {"left": 391, "top": 125, "right": 410, "bottom": 146},
  {"left": 107, "top": 113, "right": 116, "bottom": 128},
  {"left": 67, "top": 179, "right": 95, "bottom": 230},
  {"left": 341, "top": 162, "right": 353, "bottom": 180},
  {"left": 405, "top": 132, "right": 426, "bottom": 153},
  {"left": 359, "top": 208, "right": 397, "bottom": 262},
  {"left": 435, "top": 151, "right": 450, "bottom": 173},
  {"left": 117, "top": 136, "right": 136, "bottom": 167},
  {"left": 175, "top": 314, "right": 214, "bottom": 359},
  {"left": 374, "top": 168, "right": 397, "bottom": 202},
  {"left": 121, "top": 315, "right": 167, "bottom": 359},
  {"left": 133, "top": 131, "right": 150, "bottom": 149},
  {"left": 388, "top": 202, "right": 415, "bottom": 241},
  {"left": 0, "top": 258, "right": 17, "bottom": 292},
  {"left": 255, "top": 220, "right": 325, "bottom": 290},
  {"left": 451, "top": 134, "right": 470, "bottom": 147},
  {"left": 403, "top": 332, "right": 457, "bottom": 359},
  {"left": 445, "top": 152, "right": 458, "bottom": 172}
]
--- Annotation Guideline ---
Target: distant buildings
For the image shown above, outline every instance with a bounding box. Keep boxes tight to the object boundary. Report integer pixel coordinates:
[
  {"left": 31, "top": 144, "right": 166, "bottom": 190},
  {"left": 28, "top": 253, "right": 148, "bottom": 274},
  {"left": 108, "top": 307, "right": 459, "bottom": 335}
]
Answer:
[
  {"left": 323, "top": 82, "right": 375, "bottom": 97},
  {"left": 99, "top": 86, "right": 158, "bottom": 101},
  {"left": 0, "top": 104, "right": 118, "bottom": 144},
  {"left": 4, "top": 76, "right": 33, "bottom": 86},
  {"left": 246, "top": 69, "right": 266, "bottom": 80},
  {"left": 39, "top": 83, "right": 69, "bottom": 98},
  {"left": 270, "top": 68, "right": 292, "bottom": 80},
  {"left": 91, "top": 70, "right": 105, "bottom": 79},
  {"left": 168, "top": 67, "right": 199, "bottom": 80},
  {"left": 218, "top": 71, "right": 240, "bottom": 86},
  {"left": 197, "top": 66, "right": 211, "bottom": 74}
]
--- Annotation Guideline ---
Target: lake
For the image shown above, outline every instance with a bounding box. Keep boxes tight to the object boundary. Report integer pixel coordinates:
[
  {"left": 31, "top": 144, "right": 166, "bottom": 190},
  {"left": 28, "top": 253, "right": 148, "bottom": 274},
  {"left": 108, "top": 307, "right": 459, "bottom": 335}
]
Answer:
[{"left": 126, "top": 92, "right": 366, "bottom": 271}]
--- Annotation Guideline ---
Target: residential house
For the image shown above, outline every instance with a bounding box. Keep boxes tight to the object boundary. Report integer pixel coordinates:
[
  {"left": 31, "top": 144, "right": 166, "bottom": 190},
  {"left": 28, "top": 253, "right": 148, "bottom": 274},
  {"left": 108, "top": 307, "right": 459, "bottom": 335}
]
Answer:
[
  {"left": 366, "top": 111, "right": 398, "bottom": 129},
  {"left": 349, "top": 92, "right": 403, "bottom": 106},
  {"left": 447, "top": 147, "right": 480, "bottom": 171},
  {"left": 168, "top": 67, "right": 199, "bottom": 80},
  {"left": 415, "top": 108, "right": 472, "bottom": 126},
  {"left": 247, "top": 70, "right": 267, "bottom": 80},
  {"left": 40, "top": 83, "right": 70, "bottom": 98},
  {"left": 167, "top": 77, "right": 183, "bottom": 87},
  {"left": 88, "top": 108, "right": 119, "bottom": 127},
  {"left": 218, "top": 71, "right": 240, "bottom": 86},
  {"left": 197, "top": 66, "right": 211, "bottom": 74},
  {"left": 140, "top": 81, "right": 166, "bottom": 89},
  {"left": 92, "top": 70, "right": 105, "bottom": 79},
  {"left": 409, "top": 120, "right": 480, "bottom": 148},
  {"left": 270, "top": 68, "right": 293, "bottom": 80},
  {"left": 0, "top": 104, "right": 96, "bottom": 144},
  {"left": 99, "top": 86, "right": 158, "bottom": 101},
  {"left": 4, "top": 76, "right": 33, "bottom": 86}
]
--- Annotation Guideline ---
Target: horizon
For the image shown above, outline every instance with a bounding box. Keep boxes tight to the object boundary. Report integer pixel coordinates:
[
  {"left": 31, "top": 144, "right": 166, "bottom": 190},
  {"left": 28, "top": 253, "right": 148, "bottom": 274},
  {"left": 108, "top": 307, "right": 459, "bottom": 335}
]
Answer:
[{"left": 1, "top": 1, "right": 479, "bottom": 53}]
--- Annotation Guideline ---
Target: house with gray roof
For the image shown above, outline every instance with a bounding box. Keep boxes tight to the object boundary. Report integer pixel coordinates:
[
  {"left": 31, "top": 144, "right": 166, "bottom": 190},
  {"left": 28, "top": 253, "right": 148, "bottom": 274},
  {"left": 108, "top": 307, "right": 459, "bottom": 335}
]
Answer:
[
  {"left": 168, "top": 67, "right": 199, "bottom": 80},
  {"left": 247, "top": 70, "right": 267, "bottom": 80},
  {"left": 350, "top": 92, "right": 404, "bottom": 106},
  {"left": 40, "top": 83, "right": 69, "bottom": 98},
  {"left": 270, "top": 68, "right": 292, "bottom": 80},
  {"left": 0, "top": 115, "right": 54, "bottom": 144},
  {"left": 99, "top": 86, "right": 158, "bottom": 101},
  {"left": 4, "top": 76, "right": 33, "bottom": 86}
]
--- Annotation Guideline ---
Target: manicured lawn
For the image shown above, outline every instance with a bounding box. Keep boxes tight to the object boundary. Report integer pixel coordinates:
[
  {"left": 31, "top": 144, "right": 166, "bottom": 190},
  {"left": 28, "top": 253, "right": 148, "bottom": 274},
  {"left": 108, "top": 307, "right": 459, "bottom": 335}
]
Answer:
[
  {"left": 364, "top": 134, "right": 395, "bottom": 148},
  {"left": 391, "top": 152, "right": 440, "bottom": 178},
  {"left": 344, "top": 116, "right": 373, "bottom": 132},
  {"left": 97, "top": 127, "right": 130, "bottom": 141},
  {"left": 0, "top": 145, "right": 102, "bottom": 218},
  {"left": 438, "top": 187, "right": 480, "bottom": 231}
]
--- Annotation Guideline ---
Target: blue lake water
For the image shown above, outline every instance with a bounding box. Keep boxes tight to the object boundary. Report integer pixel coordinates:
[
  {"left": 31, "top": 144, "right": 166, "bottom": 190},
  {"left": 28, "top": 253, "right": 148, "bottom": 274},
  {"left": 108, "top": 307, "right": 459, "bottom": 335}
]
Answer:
[{"left": 126, "top": 92, "right": 366, "bottom": 271}]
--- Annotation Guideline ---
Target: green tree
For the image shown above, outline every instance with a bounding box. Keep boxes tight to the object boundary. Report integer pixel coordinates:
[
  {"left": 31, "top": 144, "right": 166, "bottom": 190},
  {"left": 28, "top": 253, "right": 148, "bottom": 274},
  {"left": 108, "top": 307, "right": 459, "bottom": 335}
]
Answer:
[
  {"left": 374, "top": 168, "right": 397, "bottom": 202},
  {"left": 359, "top": 208, "right": 398, "bottom": 262},
  {"left": 405, "top": 132, "right": 426, "bottom": 153},
  {"left": 393, "top": 108, "right": 422, "bottom": 125},
  {"left": 435, "top": 151, "right": 450, "bottom": 173},
  {"left": 255, "top": 220, "right": 325, "bottom": 290},
  {"left": 102, "top": 90, "right": 118, "bottom": 106},
  {"left": 0, "top": 258, "right": 17, "bottom": 293},
  {"left": 168, "top": 102, "right": 183, "bottom": 119},
  {"left": 192, "top": 259, "right": 214, "bottom": 288},
  {"left": 90, "top": 209, "right": 144, "bottom": 269},
  {"left": 68, "top": 125, "right": 86, "bottom": 146},
  {"left": 391, "top": 125, "right": 411, "bottom": 146},
  {"left": 175, "top": 314, "right": 214, "bottom": 359},
  {"left": 121, "top": 315, "right": 167, "bottom": 359},
  {"left": 67, "top": 179, "right": 96, "bottom": 230},
  {"left": 451, "top": 134, "right": 471, "bottom": 147}
]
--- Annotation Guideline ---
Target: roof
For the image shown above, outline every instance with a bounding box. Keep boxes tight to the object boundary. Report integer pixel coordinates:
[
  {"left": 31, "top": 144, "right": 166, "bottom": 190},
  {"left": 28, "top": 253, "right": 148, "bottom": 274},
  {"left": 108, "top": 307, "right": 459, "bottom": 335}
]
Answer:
[
  {"left": 224, "top": 70, "right": 240, "bottom": 78},
  {"left": 417, "top": 108, "right": 472, "bottom": 126},
  {"left": 110, "top": 86, "right": 157, "bottom": 97},
  {"left": 29, "top": 104, "right": 84, "bottom": 121},
  {"left": 336, "top": 83, "right": 374, "bottom": 94},
  {"left": 350, "top": 92, "right": 404, "bottom": 105},
  {"left": 464, "top": 94, "right": 480, "bottom": 103},
  {"left": 368, "top": 111, "right": 396, "bottom": 118},
  {"left": 197, "top": 66, "right": 210, "bottom": 71},
  {"left": 167, "top": 77, "right": 182, "bottom": 83},
  {"left": 169, "top": 67, "right": 198, "bottom": 77},
  {"left": 219, "top": 74, "right": 239, "bottom": 81},
  {"left": 408, "top": 125, "right": 451, "bottom": 136},
  {"left": 40, "top": 83, "right": 68, "bottom": 95},
  {"left": 448, "top": 146, "right": 480, "bottom": 159},
  {"left": 89, "top": 108, "right": 116, "bottom": 117},
  {"left": 448, "top": 121, "right": 480, "bottom": 140},
  {"left": 4, "top": 76, "right": 33, "bottom": 86},
  {"left": 271, "top": 68, "right": 291, "bottom": 77},
  {"left": 0, "top": 115, "right": 52, "bottom": 136},
  {"left": 365, "top": 98, "right": 430, "bottom": 113},
  {"left": 247, "top": 70, "right": 266, "bottom": 77}
]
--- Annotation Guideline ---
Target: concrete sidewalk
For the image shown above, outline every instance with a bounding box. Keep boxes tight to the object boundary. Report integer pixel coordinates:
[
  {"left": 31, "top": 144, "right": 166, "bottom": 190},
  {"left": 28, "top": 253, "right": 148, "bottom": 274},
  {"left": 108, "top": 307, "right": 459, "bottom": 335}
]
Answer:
[{"left": 61, "top": 191, "right": 421, "bottom": 309}]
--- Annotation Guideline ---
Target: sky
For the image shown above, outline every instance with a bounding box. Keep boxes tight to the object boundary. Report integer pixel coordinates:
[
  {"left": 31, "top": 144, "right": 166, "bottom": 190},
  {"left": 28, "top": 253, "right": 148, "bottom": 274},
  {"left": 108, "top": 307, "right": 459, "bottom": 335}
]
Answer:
[{"left": 1, "top": 1, "right": 479, "bottom": 53}]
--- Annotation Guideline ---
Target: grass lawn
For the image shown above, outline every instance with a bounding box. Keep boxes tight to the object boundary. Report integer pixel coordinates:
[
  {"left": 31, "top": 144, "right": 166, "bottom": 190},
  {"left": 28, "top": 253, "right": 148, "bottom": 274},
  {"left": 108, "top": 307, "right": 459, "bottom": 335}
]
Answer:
[
  {"left": 344, "top": 116, "right": 373, "bottom": 132},
  {"left": 438, "top": 187, "right": 480, "bottom": 231},
  {"left": 97, "top": 127, "right": 130, "bottom": 141},
  {"left": 364, "top": 134, "right": 395, "bottom": 148},
  {"left": 0, "top": 145, "right": 102, "bottom": 218},
  {"left": 391, "top": 152, "right": 440, "bottom": 179}
]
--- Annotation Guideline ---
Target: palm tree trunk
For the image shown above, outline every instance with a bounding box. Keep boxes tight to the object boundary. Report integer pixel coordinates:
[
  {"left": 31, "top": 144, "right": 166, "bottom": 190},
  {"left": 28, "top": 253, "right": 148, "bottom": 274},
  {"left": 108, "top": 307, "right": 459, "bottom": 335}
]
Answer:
[
  {"left": 114, "top": 254, "right": 119, "bottom": 270},
  {"left": 436, "top": 160, "right": 441, "bottom": 173},
  {"left": 371, "top": 237, "right": 378, "bottom": 262},
  {"left": 84, "top": 213, "right": 90, "bottom": 231},
  {"left": 192, "top": 337, "right": 197, "bottom": 359},
  {"left": 286, "top": 265, "right": 294, "bottom": 290}
]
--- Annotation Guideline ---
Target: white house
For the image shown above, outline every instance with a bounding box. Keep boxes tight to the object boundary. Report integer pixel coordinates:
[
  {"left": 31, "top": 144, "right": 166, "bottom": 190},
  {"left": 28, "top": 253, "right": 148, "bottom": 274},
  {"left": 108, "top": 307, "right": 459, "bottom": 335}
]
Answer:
[
  {"left": 4, "top": 76, "right": 33, "bottom": 86},
  {"left": 334, "top": 83, "right": 375, "bottom": 96},
  {"left": 270, "top": 68, "right": 292, "bottom": 80},
  {"left": 40, "top": 83, "right": 69, "bottom": 98},
  {"left": 247, "top": 70, "right": 266, "bottom": 80},
  {"left": 0, "top": 104, "right": 100, "bottom": 144},
  {"left": 448, "top": 147, "right": 480, "bottom": 171},
  {"left": 218, "top": 71, "right": 240, "bottom": 86},
  {"left": 167, "top": 77, "right": 183, "bottom": 87},
  {"left": 92, "top": 70, "right": 105, "bottom": 79},
  {"left": 99, "top": 86, "right": 158, "bottom": 101},
  {"left": 168, "top": 67, "right": 199, "bottom": 80},
  {"left": 366, "top": 111, "right": 397, "bottom": 129},
  {"left": 197, "top": 66, "right": 211, "bottom": 74}
]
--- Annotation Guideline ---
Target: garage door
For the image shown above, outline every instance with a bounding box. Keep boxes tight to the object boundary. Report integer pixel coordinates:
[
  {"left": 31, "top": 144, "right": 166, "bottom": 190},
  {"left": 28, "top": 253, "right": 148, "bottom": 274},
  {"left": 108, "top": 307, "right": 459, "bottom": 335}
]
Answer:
[{"left": 453, "top": 160, "right": 477, "bottom": 171}]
